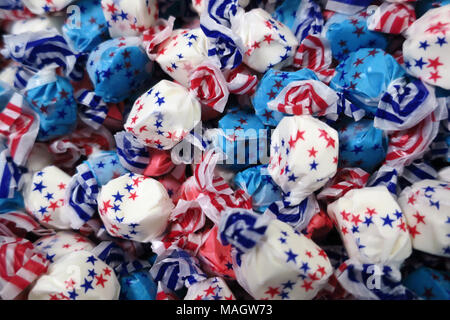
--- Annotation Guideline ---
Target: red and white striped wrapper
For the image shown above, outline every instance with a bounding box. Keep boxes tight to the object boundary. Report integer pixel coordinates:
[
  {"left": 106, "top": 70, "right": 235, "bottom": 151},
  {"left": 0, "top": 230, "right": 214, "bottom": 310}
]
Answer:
[
  {"left": 156, "top": 282, "right": 178, "bottom": 300},
  {"left": 0, "top": 211, "right": 53, "bottom": 238},
  {"left": 267, "top": 80, "right": 339, "bottom": 117},
  {"left": 384, "top": 101, "right": 447, "bottom": 168},
  {"left": 367, "top": 2, "right": 415, "bottom": 34},
  {"left": 225, "top": 65, "right": 258, "bottom": 96},
  {"left": 189, "top": 63, "right": 229, "bottom": 113},
  {"left": 293, "top": 35, "right": 335, "bottom": 84},
  {"left": 0, "top": 92, "right": 39, "bottom": 166},
  {"left": 317, "top": 168, "right": 370, "bottom": 203},
  {"left": 142, "top": 17, "right": 175, "bottom": 60},
  {"left": 0, "top": 236, "right": 49, "bottom": 300}
]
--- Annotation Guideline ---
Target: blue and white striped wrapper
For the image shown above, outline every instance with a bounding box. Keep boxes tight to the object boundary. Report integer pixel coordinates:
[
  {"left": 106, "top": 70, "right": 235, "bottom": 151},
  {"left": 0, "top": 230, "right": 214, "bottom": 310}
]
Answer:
[{"left": 114, "top": 131, "right": 150, "bottom": 174}]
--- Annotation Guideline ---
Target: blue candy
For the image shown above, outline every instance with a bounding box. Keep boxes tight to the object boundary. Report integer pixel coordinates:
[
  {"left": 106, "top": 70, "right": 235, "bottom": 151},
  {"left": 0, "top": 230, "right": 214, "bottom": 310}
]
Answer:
[
  {"left": 330, "top": 48, "right": 405, "bottom": 115},
  {"left": 25, "top": 72, "right": 77, "bottom": 141},
  {"left": 216, "top": 107, "right": 269, "bottom": 170},
  {"left": 87, "top": 37, "right": 152, "bottom": 103},
  {"left": 85, "top": 151, "right": 129, "bottom": 186},
  {"left": 252, "top": 68, "right": 318, "bottom": 127},
  {"left": 63, "top": 0, "right": 110, "bottom": 53},
  {"left": 325, "top": 13, "right": 388, "bottom": 61},
  {"left": 337, "top": 118, "right": 388, "bottom": 173}
]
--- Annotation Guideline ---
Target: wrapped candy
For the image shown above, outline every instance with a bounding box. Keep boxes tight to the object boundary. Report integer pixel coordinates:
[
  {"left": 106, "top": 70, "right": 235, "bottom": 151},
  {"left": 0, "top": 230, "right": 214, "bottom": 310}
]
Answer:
[
  {"left": 337, "top": 118, "right": 388, "bottom": 173},
  {"left": 328, "top": 186, "right": 414, "bottom": 299},
  {"left": 24, "top": 70, "right": 77, "bottom": 141},
  {"left": 101, "top": 0, "right": 158, "bottom": 38},
  {"left": 403, "top": 4, "right": 450, "bottom": 90},
  {"left": 97, "top": 173, "right": 174, "bottom": 242},
  {"left": 234, "top": 165, "right": 283, "bottom": 213},
  {"left": 184, "top": 277, "right": 235, "bottom": 300},
  {"left": 34, "top": 231, "right": 95, "bottom": 263},
  {"left": 324, "top": 12, "right": 388, "bottom": 61},
  {"left": 28, "top": 250, "right": 120, "bottom": 300},
  {"left": 268, "top": 115, "right": 339, "bottom": 207},
  {"left": 23, "top": 165, "right": 72, "bottom": 230},
  {"left": 330, "top": 48, "right": 406, "bottom": 115},
  {"left": 124, "top": 80, "right": 201, "bottom": 150},
  {"left": 366, "top": 2, "right": 415, "bottom": 35},
  {"left": 252, "top": 68, "right": 319, "bottom": 126},
  {"left": 214, "top": 107, "right": 269, "bottom": 170},
  {"left": 86, "top": 37, "right": 152, "bottom": 103},
  {"left": 62, "top": 0, "right": 110, "bottom": 53},
  {"left": 219, "top": 210, "right": 334, "bottom": 300},
  {"left": 403, "top": 267, "right": 450, "bottom": 300},
  {"left": 200, "top": 2, "right": 298, "bottom": 72},
  {"left": 0, "top": 236, "right": 49, "bottom": 300},
  {"left": 398, "top": 179, "right": 450, "bottom": 257},
  {"left": 8, "top": 16, "right": 64, "bottom": 35}
]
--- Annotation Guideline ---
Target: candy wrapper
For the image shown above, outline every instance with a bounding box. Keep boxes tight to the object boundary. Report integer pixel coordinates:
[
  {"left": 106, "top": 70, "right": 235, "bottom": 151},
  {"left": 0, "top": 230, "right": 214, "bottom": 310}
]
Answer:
[
  {"left": 28, "top": 250, "right": 120, "bottom": 300},
  {"left": 120, "top": 270, "right": 158, "bottom": 300},
  {"left": 87, "top": 37, "right": 152, "bottom": 103},
  {"left": 219, "top": 210, "right": 334, "bottom": 300},
  {"left": 398, "top": 179, "right": 450, "bottom": 258},
  {"left": 184, "top": 276, "right": 235, "bottom": 300}
]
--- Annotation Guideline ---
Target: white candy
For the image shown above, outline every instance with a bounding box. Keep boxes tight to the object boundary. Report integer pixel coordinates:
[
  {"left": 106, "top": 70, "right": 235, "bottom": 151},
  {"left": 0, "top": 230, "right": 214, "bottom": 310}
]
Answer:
[
  {"left": 328, "top": 186, "right": 412, "bottom": 266},
  {"left": 398, "top": 179, "right": 450, "bottom": 258},
  {"left": 98, "top": 173, "right": 174, "bottom": 242},
  {"left": 268, "top": 115, "right": 338, "bottom": 206},
  {"left": 124, "top": 80, "right": 201, "bottom": 150},
  {"left": 156, "top": 28, "right": 209, "bottom": 87},
  {"left": 24, "top": 166, "right": 72, "bottom": 230},
  {"left": 34, "top": 231, "right": 95, "bottom": 264},
  {"left": 28, "top": 251, "right": 120, "bottom": 300},
  {"left": 22, "top": 0, "right": 76, "bottom": 15},
  {"left": 236, "top": 219, "right": 333, "bottom": 300},
  {"left": 232, "top": 9, "right": 298, "bottom": 73}
]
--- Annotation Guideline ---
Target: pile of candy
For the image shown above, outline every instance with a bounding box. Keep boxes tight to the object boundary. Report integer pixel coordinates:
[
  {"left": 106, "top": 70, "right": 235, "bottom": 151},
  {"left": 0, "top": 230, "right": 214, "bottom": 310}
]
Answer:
[{"left": 0, "top": 0, "right": 449, "bottom": 301}]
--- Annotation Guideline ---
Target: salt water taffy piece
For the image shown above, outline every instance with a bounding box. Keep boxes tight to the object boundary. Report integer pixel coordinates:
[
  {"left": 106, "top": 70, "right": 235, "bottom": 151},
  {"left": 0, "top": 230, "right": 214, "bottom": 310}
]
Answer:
[
  {"left": 155, "top": 28, "right": 209, "bottom": 87},
  {"left": 184, "top": 277, "right": 235, "bottom": 300},
  {"left": 28, "top": 250, "right": 120, "bottom": 300},
  {"left": 327, "top": 186, "right": 415, "bottom": 299},
  {"left": 252, "top": 68, "right": 319, "bottom": 126},
  {"left": 101, "top": 0, "right": 158, "bottom": 38},
  {"left": 403, "top": 4, "right": 450, "bottom": 90},
  {"left": 231, "top": 8, "right": 299, "bottom": 73},
  {"left": 24, "top": 70, "right": 77, "bottom": 141},
  {"left": 219, "top": 210, "right": 333, "bottom": 300},
  {"left": 398, "top": 179, "right": 450, "bottom": 258},
  {"left": 375, "top": 77, "right": 439, "bottom": 131},
  {"left": 84, "top": 151, "right": 129, "bottom": 186},
  {"left": 328, "top": 186, "right": 412, "bottom": 266},
  {"left": 330, "top": 48, "right": 405, "bottom": 115},
  {"left": 24, "top": 165, "right": 72, "bottom": 230},
  {"left": 215, "top": 107, "right": 268, "bottom": 170},
  {"left": 8, "top": 15, "right": 64, "bottom": 35},
  {"left": 325, "top": 12, "right": 388, "bottom": 61},
  {"left": 87, "top": 37, "right": 152, "bottom": 103},
  {"left": 150, "top": 248, "right": 207, "bottom": 292},
  {"left": 403, "top": 267, "right": 450, "bottom": 300},
  {"left": 97, "top": 173, "right": 174, "bottom": 242},
  {"left": 268, "top": 115, "right": 339, "bottom": 207},
  {"left": 0, "top": 236, "right": 48, "bottom": 300},
  {"left": 34, "top": 231, "right": 95, "bottom": 264},
  {"left": 22, "top": 0, "right": 76, "bottom": 15},
  {"left": 337, "top": 118, "right": 388, "bottom": 173},
  {"left": 234, "top": 165, "right": 283, "bottom": 213},
  {"left": 124, "top": 80, "right": 201, "bottom": 150},
  {"left": 62, "top": 0, "right": 109, "bottom": 53}
]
